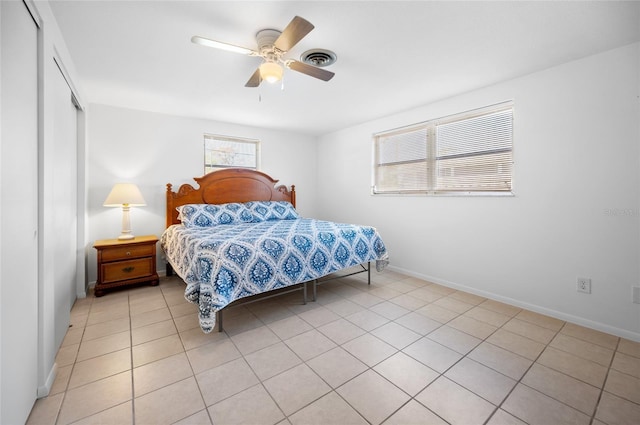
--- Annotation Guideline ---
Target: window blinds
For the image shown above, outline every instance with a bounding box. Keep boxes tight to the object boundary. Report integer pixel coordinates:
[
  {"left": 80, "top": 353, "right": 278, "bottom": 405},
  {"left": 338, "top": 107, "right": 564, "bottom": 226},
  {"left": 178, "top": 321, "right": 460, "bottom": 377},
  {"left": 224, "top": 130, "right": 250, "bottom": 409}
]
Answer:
[
  {"left": 436, "top": 108, "right": 512, "bottom": 191},
  {"left": 204, "top": 134, "right": 259, "bottom": 173},
  {"left": 375, "top": 126, "right": 430, "bottom": 192},
  {"left": 373, "top": 103, "right": 513, "bottom": 194}
]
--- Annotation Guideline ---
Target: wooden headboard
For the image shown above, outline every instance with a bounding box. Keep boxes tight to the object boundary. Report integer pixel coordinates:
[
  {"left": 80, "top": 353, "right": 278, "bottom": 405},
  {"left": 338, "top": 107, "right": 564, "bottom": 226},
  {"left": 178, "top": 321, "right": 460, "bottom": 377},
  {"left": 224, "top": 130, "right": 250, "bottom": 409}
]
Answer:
[{"left": 166, "top": 168, "right": 296, "bottom": 227}]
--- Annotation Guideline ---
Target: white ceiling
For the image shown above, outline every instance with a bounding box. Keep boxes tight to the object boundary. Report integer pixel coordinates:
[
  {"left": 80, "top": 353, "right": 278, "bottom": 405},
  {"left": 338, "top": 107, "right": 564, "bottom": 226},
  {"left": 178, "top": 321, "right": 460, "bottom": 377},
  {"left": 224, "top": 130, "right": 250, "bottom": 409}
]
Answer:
[{"left": 48, "top": 0, "right": 640, "bottom": 136}]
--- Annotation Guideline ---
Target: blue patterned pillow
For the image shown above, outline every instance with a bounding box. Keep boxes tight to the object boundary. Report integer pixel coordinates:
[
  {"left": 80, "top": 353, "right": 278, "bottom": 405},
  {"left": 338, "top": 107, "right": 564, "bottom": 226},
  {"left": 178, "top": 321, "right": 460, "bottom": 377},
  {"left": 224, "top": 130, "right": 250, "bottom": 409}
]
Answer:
[
  {"left": 245, "top": 201, "right": 299, "bottom": 221},
  {"left": 177, "top": 203, "right": 256, "bottom": 227}
]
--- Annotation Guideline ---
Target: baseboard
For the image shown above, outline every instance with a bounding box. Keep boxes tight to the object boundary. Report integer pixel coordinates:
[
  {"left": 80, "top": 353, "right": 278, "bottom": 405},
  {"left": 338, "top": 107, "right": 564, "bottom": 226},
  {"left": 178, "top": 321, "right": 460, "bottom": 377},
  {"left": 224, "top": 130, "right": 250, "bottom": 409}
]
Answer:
[
  {"left": 386, "top": 265, "right": 640, "bottom": 343},
  {"left": 37, "top": 362, "right": 57, "bottom": 398}
]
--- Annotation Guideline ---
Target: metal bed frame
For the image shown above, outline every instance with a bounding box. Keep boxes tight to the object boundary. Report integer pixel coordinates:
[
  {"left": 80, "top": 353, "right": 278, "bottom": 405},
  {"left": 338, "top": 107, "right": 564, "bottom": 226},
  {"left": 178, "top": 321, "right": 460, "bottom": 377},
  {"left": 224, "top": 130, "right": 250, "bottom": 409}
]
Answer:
[
  {"left": 214, "top": 261, "right": 371, "bottom": 332},
  {"left": 310, "top": 262, "right": 371, "bottom": 302}
]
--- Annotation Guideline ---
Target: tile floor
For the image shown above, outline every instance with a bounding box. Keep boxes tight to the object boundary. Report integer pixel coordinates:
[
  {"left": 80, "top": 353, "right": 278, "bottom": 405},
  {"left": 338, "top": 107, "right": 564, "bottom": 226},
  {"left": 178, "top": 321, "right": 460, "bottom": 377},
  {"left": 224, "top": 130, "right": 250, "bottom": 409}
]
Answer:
[{"left": 26, "top": 269, "right": 640, "bottom": 425}]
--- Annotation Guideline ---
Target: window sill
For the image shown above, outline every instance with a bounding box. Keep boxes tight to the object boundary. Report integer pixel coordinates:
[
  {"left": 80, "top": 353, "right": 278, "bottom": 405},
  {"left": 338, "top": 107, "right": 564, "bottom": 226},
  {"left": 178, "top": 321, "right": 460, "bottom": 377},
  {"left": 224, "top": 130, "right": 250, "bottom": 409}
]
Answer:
[{"left": 371, "top": 191, "right": 515, "bottom": 197}]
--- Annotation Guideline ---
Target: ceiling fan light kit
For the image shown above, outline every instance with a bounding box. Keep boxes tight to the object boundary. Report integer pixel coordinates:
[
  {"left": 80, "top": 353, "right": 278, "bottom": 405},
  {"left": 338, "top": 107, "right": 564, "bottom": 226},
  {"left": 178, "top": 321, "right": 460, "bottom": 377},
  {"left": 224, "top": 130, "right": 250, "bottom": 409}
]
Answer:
[
  {"left": 192, "top": 16, "right": 335, "bottom": 88},
  {"left": 259, "top": 62, "right": 283, "bottom": 83}
]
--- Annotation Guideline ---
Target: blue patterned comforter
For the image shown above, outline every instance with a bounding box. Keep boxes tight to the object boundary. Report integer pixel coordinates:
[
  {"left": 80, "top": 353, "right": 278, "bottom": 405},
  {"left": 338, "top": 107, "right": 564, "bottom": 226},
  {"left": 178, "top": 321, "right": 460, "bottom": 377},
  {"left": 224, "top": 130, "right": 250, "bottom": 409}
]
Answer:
[{"left": 161, "top": 218, "right": 389, "bottom": 332}]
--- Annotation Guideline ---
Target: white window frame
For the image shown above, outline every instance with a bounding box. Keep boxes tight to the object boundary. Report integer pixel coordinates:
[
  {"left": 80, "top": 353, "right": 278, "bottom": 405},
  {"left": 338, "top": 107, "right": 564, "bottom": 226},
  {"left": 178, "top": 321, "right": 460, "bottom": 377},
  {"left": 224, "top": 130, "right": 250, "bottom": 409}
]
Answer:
[
  {"left": 372, "top": 102, "right": 514, "bottom": 196},
  {"left": 204, "top": 134, "right": 260, "bottom": 173}
]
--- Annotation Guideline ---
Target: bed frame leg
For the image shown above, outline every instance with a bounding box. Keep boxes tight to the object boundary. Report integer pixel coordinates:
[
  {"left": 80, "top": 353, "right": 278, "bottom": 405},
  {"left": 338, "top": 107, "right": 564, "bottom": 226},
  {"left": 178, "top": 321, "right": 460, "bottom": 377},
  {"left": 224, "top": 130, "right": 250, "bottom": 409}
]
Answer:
[
  {"left": 303, "top": 282, "right": 307, "bottom": 305},
  {"left": 166, "top": 262, "right": 174, "bottom": 277},
  {"left": 313, "top": 279, "right": 317, "bottom": 302},
  {"left": 217, "top": 310, "right": 223, "bottom": 332}
]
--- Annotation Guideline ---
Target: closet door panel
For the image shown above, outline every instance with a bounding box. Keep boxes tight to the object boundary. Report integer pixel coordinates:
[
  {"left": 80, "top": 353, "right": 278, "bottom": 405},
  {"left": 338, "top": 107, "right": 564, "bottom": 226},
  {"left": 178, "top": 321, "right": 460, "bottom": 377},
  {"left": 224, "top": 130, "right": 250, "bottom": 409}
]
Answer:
[
  {"left": 0, "top": 1, "right": 39, "bottom": 423},
  {"left": 52, "top": 67, "right": 78, "bottom": 348}
]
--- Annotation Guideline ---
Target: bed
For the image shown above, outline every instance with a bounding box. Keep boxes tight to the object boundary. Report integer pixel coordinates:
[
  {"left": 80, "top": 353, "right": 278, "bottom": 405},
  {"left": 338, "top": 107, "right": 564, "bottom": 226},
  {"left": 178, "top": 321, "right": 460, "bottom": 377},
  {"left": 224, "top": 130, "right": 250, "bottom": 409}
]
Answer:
[{"left": 161, "top": 168, "right": 389, "bottom": 333}]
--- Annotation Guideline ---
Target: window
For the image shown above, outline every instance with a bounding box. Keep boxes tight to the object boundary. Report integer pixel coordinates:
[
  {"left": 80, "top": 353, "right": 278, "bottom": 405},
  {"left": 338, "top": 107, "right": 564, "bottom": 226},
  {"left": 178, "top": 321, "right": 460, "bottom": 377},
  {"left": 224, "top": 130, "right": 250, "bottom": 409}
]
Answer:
[
  {"left": 373, "top": 102, "right": 513, "bottom": 195},
  {"left": 204, "top": 134, "right": 260, "bottom": 173}
]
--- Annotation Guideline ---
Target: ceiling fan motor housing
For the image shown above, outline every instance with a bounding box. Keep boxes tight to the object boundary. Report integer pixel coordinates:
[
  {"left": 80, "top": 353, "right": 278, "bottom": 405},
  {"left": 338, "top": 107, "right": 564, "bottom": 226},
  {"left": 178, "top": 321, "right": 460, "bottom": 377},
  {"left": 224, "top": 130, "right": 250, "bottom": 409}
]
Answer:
[{"left": 256, "top": 29, "right": 281, "bottom": 51}]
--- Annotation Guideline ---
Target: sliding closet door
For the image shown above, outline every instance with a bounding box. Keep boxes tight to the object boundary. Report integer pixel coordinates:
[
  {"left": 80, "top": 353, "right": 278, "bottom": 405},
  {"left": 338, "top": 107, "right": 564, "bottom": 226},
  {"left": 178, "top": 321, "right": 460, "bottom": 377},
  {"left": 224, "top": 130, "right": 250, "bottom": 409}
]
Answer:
[
  {"left": 52, "top": 65, "right": 78, "bottom": 348},
  {"left": 0, "top": 0, "right": 39, "bottom": 423}
]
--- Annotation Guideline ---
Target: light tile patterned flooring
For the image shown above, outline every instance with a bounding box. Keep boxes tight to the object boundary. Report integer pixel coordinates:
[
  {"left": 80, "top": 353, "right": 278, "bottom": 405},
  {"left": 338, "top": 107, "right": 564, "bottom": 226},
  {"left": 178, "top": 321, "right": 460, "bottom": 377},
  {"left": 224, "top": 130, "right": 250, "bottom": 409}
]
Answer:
[{"left": 27, "top": 269, "right": 640, "bottom": 425}]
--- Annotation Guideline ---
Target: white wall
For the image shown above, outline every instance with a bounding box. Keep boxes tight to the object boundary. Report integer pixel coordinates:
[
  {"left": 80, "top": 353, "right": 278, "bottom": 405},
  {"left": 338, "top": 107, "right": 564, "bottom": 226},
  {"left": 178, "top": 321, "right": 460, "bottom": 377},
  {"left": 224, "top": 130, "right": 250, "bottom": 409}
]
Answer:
[
  {"left": 316, "top": 43, "right": 640, "bottom": 341},
  {"left": 86, "top": 104, "right": 317, "bottom": 283}
]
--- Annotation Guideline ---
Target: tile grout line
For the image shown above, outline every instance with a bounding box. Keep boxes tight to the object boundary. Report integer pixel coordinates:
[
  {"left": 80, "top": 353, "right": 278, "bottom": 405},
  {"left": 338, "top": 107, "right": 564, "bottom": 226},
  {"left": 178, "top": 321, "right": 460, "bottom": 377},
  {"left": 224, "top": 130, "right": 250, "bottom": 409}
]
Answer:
[
  {"left": 588, "top": 337, "right": 621, "bottom": 425},
  {"left": 128, "top": 292, "right": 136, "bottom": 425},
  {"left": 481, "top": 316, "right": 565, "bottom": 425},
  {"left": 52, "top": 334, "right": 79, "bottom": 424},
  {"left": 403, "top": 297, "right": 515, "bottom": 425},
  {"left": 226, "top": 305, "right": 306, "bottom": 424},
  {"left": 286, "top": 297, "right": 392, "bottom": 423},
  {"left": 214, "top": 286, "right": 403, "bottom": 424},
  {"left": 328, "top": 288, "right": 487, "bottom": 425},
  {"left": 166, "top": 283, "right": 216, "bottom": 425},
  {"left": 437, "top": 300, "right": 626, "bottom": 421},
  {"left": 387, "top": 293, "right": 616, "bottom": 425},
  {"left": 320, "top": 282, "right": 504, "bottom": 424},
  {"left": 355, "top": 288, "right": 511, "bottom": 423},
  {"left": 52, "top": 296, "right": 96, "bottom": 425}
]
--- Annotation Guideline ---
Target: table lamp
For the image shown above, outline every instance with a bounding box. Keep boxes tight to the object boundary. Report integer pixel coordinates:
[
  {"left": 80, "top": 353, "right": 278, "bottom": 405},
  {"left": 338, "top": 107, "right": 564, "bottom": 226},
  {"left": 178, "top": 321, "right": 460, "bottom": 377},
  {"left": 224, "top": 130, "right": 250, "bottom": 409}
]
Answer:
[{"left": 103, "top": 183, "right": 146, "bottom": 240}]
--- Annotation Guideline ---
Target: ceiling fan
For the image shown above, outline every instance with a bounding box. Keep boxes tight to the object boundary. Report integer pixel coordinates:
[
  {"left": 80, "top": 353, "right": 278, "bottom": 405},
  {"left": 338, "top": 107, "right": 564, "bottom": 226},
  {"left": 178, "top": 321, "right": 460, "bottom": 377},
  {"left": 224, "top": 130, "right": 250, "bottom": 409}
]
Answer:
[{"left": 191, "top": 16, "right": 335, "bottom": 87}]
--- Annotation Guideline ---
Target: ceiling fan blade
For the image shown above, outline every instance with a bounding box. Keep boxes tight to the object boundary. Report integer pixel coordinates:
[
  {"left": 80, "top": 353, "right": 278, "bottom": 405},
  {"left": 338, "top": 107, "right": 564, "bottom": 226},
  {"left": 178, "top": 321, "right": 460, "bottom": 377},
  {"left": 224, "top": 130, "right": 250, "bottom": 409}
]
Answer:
[
  {"left": 274, "top": 16, "right": 314, "bottom": 52},
  {"left": 245, "top": 68, "right": 262, "bottom": 87},
  {"left": 191, "top": 36, "right": 254, "bottom": 55},
  {"left": 287, "top": 60, "right": 335, "bottom": 81}
]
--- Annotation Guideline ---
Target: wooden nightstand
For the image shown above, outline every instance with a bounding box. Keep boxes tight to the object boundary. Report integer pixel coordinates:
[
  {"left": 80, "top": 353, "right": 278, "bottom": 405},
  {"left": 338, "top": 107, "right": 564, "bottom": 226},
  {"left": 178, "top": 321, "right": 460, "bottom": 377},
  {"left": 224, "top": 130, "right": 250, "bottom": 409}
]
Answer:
[{"left": 93, "top": 235, "right": 159, "bottom": 297}]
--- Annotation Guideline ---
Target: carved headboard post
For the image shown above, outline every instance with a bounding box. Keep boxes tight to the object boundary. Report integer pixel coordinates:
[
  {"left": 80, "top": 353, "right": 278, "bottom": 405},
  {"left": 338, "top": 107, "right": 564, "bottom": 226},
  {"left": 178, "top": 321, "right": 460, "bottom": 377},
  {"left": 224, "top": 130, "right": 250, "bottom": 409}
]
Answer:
[
  {"left": 290, "top": 185, "right": 296, "bottom": 208},
  {"left": 165, "top": 183, "right": 173, "bottom": 229}
]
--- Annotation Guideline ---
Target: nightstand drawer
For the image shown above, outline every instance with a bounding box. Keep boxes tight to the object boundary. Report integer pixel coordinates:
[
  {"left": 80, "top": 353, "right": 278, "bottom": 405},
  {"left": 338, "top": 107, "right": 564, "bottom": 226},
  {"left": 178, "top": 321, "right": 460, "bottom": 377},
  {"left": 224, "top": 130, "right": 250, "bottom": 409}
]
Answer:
[
  {"left": 101, "top": 244, "right": 155, "bottom": 262},
  {"left": 101, "top": 257, "right": 153, "bottom": 283}
]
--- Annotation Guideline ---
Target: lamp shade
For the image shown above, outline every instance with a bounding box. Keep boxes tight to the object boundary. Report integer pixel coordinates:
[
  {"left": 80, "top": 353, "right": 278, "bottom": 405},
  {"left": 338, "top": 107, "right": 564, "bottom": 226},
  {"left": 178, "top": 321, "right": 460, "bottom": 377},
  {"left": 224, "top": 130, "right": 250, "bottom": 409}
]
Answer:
[
  {"left": 259, "top": 62, "right": 283, "bottom": 84},
  {"left": 103, "top": 183, "right": 146, "bottom": 207}
]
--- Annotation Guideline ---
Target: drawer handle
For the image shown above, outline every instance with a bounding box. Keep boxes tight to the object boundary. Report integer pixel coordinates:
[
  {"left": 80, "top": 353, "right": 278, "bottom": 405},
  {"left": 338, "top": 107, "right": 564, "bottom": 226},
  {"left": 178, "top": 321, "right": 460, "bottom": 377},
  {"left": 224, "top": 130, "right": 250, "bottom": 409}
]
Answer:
[
  {"left": 122, "top": 266, "right": 135, "bottom": 273},
  {"left": 126, "top": 251, "right": 131, "bottom": 256}
]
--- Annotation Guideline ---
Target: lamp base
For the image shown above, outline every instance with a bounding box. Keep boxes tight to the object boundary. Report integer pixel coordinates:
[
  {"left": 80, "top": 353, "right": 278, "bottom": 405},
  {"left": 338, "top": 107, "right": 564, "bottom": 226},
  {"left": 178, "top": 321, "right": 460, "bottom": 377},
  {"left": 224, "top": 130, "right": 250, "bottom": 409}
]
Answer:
[{"left": 118, "top": 205, "right": 135, "bottom": 240}]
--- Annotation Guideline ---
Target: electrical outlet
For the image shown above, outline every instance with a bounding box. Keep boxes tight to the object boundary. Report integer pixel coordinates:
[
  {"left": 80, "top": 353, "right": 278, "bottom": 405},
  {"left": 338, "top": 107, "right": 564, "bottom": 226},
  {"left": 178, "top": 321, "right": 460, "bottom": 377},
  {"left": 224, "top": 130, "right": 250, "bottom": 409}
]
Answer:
[
  {"left": 633, "top": 287, "right": 640, "bottom": 304},
  {"left": 577, "top": 278, "right": 591, "bottom": 294}
]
